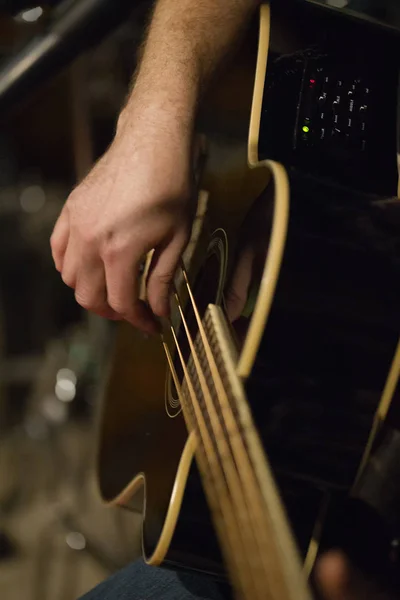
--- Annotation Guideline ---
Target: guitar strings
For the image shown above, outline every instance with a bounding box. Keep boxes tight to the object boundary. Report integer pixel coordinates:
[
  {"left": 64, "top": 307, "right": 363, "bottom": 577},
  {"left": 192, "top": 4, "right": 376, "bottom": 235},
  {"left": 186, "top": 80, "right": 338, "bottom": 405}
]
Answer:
[
  {"left": 163, "top": 334, "right": 259, "bottom": 599},
  {"left": 163, "top": 271, "right": 293, "bottom": 600},
  {"left": 172, "top": 294, "right": 266, "bottom": 599},
  {"left": 168, "top": 302, "right": 283, "bottom": 600},
  {"left": 178, "top": 270, "right": 293, "bottom": 595}
]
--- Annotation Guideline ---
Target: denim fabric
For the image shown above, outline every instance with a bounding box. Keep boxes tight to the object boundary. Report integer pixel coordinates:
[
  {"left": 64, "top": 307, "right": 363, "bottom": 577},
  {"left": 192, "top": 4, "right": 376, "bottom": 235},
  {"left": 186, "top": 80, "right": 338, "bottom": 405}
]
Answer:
[{"left": 80, "top": 560, "right": 230, "bottom": 600}]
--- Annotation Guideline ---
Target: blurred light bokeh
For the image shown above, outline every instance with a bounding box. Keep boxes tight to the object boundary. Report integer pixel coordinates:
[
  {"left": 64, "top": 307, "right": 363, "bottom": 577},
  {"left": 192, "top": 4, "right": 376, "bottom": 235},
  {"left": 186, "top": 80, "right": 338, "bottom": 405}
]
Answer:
[{"left": 0, "top": 2, "right": 149, "bottom": 598}]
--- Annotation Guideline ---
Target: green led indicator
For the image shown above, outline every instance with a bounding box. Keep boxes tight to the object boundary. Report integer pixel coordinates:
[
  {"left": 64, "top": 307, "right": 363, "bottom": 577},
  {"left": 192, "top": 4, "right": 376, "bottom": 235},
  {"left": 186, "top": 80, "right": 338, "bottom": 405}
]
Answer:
[{"left": 302, "top": 125, "right": 310, "bottom": 133}]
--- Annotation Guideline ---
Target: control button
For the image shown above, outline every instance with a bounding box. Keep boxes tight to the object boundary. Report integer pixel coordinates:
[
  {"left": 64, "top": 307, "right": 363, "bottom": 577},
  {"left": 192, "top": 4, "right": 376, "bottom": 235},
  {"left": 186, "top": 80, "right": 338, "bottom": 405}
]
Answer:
[
  {"left": 319, "top": 82, "right": 330, "bottom": 100},
  {"left": 361, "top": 140, "right": 367, "bottom": 152},
  {"left": 308, "top": 77, "right": 317, "bottom": 92},
  {"left": 359, "top": 104, "right": 368, "bottom": 115},
  {"left": 348, "top": 79, "right": 359, "bottom": 99},
  {"left": 322, "top": 75, "right": 330, "bottom": 94},
  {"left": 331, "top": 127, "right": 342, "bottom": 140},
  {"left": 334, "top": 86, "right": 343, "bottom": 104},
  {"left": 361, "top": 87, "right": 371, "bottom": 105},
  {"left": 360, "top": 121, "right": 366, "bottom": 132},
  {"left": 347, "top": 117, "right": 353, "bottom": 129},
  {"left": 318, "top": 93, "right": 327, "bottom": 106},
  {"left": 320, "top": 127, "right": 326, "bottom": 141},
  {"left": 348, "top": 98, "right": 355, "bottom": 113}
]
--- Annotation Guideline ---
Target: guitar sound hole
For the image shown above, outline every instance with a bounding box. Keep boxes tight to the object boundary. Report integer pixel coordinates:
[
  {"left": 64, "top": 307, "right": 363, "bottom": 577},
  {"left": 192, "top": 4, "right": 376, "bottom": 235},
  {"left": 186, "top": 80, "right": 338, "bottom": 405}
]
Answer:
[{"left": 172, "top": 252, "right": 222, "bottom": 394}]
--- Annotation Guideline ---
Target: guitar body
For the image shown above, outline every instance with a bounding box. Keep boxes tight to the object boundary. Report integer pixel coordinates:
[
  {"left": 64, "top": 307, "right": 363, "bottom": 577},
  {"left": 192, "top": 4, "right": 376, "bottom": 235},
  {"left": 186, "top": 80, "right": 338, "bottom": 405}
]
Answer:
[{"left": 97, "top": 2, "right": 400, "bottom": 585}]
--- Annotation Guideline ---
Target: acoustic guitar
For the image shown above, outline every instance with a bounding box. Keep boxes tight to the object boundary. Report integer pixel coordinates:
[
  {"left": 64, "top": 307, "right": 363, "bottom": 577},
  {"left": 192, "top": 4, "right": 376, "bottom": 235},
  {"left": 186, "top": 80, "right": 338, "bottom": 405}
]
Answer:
[{"left": 96, "top": 3, "right": 400, "bottom": 599}]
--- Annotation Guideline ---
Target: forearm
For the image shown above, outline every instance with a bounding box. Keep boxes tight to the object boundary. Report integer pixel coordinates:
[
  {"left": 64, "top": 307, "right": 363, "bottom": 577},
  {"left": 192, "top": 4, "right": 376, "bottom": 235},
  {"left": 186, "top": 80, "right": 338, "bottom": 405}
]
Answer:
[{"left": 120, "top": 0, "right": 261, "bottom": 135}]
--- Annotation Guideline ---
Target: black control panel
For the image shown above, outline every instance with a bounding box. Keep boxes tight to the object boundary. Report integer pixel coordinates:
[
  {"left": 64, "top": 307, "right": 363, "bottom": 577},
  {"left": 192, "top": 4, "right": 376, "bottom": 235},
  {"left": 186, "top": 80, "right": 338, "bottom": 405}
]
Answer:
[
  {"left": 296, "top": 59, "right": 372, "bottom": 155},
  {"left": 258, "top": 4, "right": 399, "bottom": 197}
]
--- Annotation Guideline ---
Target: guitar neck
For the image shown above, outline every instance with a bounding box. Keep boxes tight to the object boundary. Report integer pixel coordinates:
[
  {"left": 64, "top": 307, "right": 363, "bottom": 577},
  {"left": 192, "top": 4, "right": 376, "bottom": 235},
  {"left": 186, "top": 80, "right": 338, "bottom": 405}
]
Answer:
[{"left": 164, "top": 276, "right": 312, "bottom": 600}]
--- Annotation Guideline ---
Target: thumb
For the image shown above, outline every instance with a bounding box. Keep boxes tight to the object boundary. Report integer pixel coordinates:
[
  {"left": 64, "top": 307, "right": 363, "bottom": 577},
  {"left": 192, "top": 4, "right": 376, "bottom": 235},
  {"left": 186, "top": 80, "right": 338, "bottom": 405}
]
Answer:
[
  {"left": 147, "top": 234, "right": 187, "bottom": 318},
  {"left": 316, "top": 552, "right": 353, "bottom": 600},
  {"left": 225, "top": 246, "right": 255, "bottom": 323},
  {"left": 316, "top": 551, "right": 389, "bottom": 600}
]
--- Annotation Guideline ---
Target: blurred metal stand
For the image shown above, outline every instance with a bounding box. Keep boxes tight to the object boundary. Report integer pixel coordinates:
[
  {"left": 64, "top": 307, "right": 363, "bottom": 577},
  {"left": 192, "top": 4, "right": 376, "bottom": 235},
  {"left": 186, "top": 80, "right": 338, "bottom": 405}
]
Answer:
[
  {"left": 0, "top": 0, "right": 146, "bottom": 596},
  {"left": 0, "top": 0, "right": 146, "bottom": 117},
  {"left": 23, "top": 326, "right": 134, "bottom": 600}
]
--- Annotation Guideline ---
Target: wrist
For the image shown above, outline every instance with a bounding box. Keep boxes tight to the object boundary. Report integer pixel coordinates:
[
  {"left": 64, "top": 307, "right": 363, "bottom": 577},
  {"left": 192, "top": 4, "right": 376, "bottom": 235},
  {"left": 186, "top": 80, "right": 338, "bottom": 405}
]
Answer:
[{"left": 116, "top": 81, "right": 197, "bottom": 141}]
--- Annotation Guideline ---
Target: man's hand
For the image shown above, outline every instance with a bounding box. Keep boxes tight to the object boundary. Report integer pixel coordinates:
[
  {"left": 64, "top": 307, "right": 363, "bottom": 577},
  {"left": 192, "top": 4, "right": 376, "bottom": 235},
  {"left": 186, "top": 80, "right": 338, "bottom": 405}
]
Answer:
[
  {"left": 51, "top": 114, "right": 192, "bottom": 334},
  {"left": 225, "top": 189, "right": 272, "bottom": 325},
  {"left": 51, "top": 0, "right": 260, "bottom": 332}
]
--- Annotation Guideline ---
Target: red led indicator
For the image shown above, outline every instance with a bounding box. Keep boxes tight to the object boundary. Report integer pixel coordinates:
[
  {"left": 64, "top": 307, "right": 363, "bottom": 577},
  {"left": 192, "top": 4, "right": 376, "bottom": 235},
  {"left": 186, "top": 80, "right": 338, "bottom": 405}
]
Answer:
[{"left": 310, "top": 79, "right": 316, "bottom": 84}]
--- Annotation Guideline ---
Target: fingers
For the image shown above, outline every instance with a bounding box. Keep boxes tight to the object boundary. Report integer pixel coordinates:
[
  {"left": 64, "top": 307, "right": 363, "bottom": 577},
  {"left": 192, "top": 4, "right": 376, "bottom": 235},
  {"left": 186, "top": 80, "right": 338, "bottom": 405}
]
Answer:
[
  {"left": 60, "top": 234, "right": 79, "bottom": 289},
  {"left": 60, "top": 234, "right": 120, "bottom": 320},
  {"left": 50, "top": 205, "right": 70, "bottom": 272},
  {"left": 53, "top": 217, "right": 170, "bottom": 332},
  {"left": 51, "top": 199, "right": 188, "bottom": 332},
  {"left": 146, "top": 232, "right": 188, "bottom": 318},
  {"left": 103, "top": 244, "right": 159, "bottom": 334},
  {"left": 75, "top": 255, "right": 120, "bottom": 321},
  {"left": 225, "top": 247, "right": 255, "bottom": 323}
]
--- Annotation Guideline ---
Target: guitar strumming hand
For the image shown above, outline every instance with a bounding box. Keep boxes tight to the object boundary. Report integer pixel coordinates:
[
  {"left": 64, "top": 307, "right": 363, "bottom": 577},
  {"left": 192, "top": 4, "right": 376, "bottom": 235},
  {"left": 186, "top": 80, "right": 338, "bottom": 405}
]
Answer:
[{"left": 50, "top": 0, "right": 261, "bottom": 334}]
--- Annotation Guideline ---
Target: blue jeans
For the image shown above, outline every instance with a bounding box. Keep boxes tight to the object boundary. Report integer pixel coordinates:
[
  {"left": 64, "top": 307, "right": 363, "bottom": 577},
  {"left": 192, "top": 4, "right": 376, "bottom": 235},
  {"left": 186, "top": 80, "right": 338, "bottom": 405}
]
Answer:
[{"left": 80, "top": 560, "right": 230, "bottom": 600}]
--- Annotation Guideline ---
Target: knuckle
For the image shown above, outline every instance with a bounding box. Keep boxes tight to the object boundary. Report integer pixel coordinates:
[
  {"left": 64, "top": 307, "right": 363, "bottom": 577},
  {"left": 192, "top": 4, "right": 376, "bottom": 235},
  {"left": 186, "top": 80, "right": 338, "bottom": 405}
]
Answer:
[
  {"left": 101, "top": 246, "right": 115, "bottom": 263},
  {"left": 50, "top": 232, "right": 61, "bottom": 252},
  {"left": 155, "top": 270, "right": 174, "bottom": 286},
  {"left": 50, "top": 239, "right": 58, "bottom": 255},
  {"left": 100, "top": 240, "right": 124, "bottom": 263},
  {"left": 77, "top": 226, "right": 97, "bottom": 247}
]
